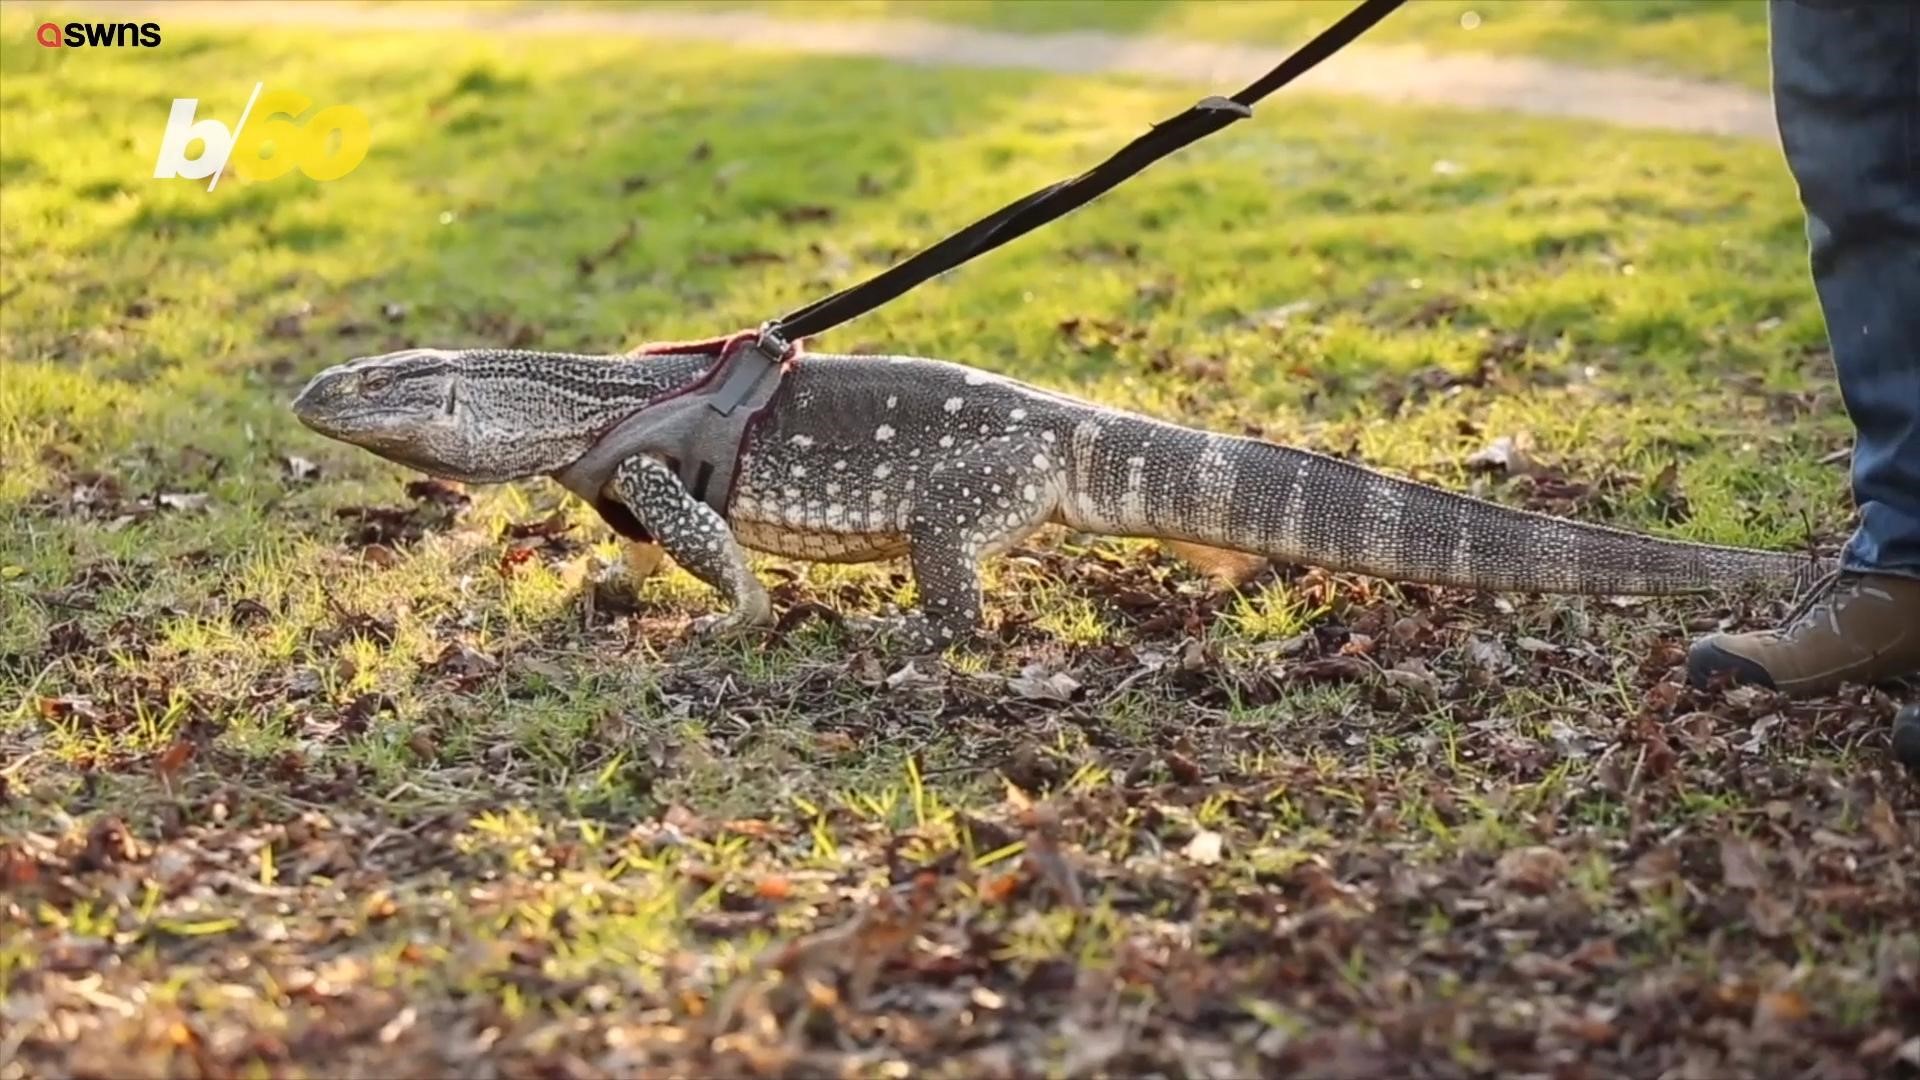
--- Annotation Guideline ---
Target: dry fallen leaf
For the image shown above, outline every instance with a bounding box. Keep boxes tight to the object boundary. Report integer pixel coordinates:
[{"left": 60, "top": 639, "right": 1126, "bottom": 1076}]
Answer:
[
  {"left": 979, "top": 869, "right": 1023, "bottom": 906},
  {"left": 1022, "top": 804, "right": 1084, "bottom": 911},
  {"left": 885, "top": 661, "right": 943, "bottom": 691},
  {"left": 431, "top": 641, "right": 498, "bottom": 678},
  {"left": 1465, "top": 636, "right": 1513, "bottom": 672},
  {"left": 1384, "top": 659, "right": 1439, "bottom": 699},
  {"left": 157, "top": 492, "right": 210, "bottom": 512},
  {"left": 1559, "top": 1009, "right": 1618, "bottom": 1046},
  {"left": 1719, "top": 836, "right": 1767, "bottom": 890},
  {"left": 1495, "top": 845, "right": 1569, "bottom": 894},
  {"left": 515, "top": 656, "right": 570, "bottom": 683},
  {"left": 1753, "top": 989, "right": 1810, "bottom": 1027},
  {"left": 1007, "top": 665, "right": 1080, "bottom": 702},
  {"left": 1184, "top": 829, "right": 1224, "bottom": 866},
  {"left": 154, "top": 740, "right": 195, "bottom": 780},
  {"left": 281, "top": 455, "right": 321, "bottom": 483},
  {"left": 406, "top": 733, "right": 437, "bottom": 761},
  {"left": 1866, "top": 796, "right": 1903, "bottom": 848},
  {"left": 1464, "top": 434, "right": 1536, "bottom": 476},
  {"left": 38, "top": 695, "right": 102, "bottom": 722},
  {"left": 1747, "top": 891, "right": 1796, "bottom": 939},
  {"left": 812, "top": 731, "right": 856, "bottom": 756},
  {"left": 1566, "top": 937, "right": 1620, "bottom": 970}
]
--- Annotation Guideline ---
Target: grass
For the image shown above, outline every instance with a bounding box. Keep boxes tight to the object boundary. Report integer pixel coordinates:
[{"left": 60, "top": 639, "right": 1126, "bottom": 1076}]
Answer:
[
  {"left": 658, "top": 0, "right": 1776, "bottom": 89},
  {"left": 3, "top": 5, "right": 1915, "bottom": 1078}
]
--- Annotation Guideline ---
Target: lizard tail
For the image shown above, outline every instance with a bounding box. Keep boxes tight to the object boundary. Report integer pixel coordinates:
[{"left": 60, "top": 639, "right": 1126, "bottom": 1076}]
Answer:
[{"left": 1059, "top": 419, "right": 1825, "bottom": 596}]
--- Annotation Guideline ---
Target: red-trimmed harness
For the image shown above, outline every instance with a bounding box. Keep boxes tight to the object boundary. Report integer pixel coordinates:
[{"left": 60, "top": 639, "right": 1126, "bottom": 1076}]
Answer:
[{"left": 553, "top": 328, "right": 797, "bottom": 541}]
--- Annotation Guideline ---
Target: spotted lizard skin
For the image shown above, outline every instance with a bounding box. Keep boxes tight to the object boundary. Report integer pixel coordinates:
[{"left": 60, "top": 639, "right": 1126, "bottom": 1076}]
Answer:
[{"left": 293, "top": 347, "right": 1828, "bottom": 648}]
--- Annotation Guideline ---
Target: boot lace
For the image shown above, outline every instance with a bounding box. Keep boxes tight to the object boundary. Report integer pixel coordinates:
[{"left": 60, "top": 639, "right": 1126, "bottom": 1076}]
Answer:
[{"left": 1779, "top": 570, "right": 1874, "bottom": 641}]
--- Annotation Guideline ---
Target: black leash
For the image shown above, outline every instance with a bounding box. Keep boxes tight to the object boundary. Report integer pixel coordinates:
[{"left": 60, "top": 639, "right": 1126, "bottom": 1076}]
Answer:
[
  {"left": 584, "top": 0, "right": 1405, "bottom": 519},
  {"left": 759, "top": 0, "right": 1407, "bottom": 349}
]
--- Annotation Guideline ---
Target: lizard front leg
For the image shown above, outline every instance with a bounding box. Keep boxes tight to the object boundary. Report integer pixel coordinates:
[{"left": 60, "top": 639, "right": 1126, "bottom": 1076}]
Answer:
[
  {"left": 609, "top": 454, "right": 773, "bottom": 635},
  {"left": 899, "top": 439, "right": 1057, "bottom": 651}
]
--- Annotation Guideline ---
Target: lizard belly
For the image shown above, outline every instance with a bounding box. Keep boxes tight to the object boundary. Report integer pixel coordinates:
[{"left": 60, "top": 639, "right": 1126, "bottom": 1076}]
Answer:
[
  {"left": 730, "top": 517, "right": 909, "bottom": 563},
  {"left": 728, "top": 441, "right": 911, "bottom": 562}
]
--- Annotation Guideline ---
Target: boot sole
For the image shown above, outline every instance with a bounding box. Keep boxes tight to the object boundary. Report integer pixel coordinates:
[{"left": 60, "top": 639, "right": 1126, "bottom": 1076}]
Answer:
[
  {"left": 1686, "top": 640, "right": 1779, "bottom": 692},
  {"left": 1893, "top": 705, "right": 1920, "bottom": 777}
]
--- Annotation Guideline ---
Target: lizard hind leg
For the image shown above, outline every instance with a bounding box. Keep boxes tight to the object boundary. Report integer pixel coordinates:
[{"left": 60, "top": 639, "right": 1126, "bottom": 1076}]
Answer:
[
  {"left": 1161, "top": 539, "right": 1269, "bottom": 587},
  {"left": 898, "top": 438, "right": 1060, "bottom": 651}
]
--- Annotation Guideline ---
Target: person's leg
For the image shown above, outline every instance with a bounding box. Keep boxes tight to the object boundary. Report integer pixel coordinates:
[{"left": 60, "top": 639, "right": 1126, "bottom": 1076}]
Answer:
[
  {"left": 1688, "top": 0, "right": 1920, "bottom": 695},
  {"left": 1775, "top": 0, "right": 1920, "bottom": 577}
]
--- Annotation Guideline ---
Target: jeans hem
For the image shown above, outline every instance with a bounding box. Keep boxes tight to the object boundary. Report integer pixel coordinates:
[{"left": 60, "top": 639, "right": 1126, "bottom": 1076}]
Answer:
[{"left": 1839, "top": 557, "right": 1920, "bottom": 582}]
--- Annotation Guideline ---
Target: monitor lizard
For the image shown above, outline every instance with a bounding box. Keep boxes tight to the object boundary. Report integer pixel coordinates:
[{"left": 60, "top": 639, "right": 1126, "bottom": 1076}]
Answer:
[{"left": 293, "top": 346, "right": 1827, "bottom": 650}]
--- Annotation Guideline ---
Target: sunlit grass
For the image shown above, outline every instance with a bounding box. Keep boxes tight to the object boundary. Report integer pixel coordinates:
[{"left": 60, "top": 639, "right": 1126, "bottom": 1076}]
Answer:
[{"left": 3, "top": 11, "right": 1901, "bottom": 1076}]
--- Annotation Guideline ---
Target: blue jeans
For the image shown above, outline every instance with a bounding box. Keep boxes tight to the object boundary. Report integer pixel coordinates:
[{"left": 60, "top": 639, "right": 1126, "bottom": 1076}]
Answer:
[{"left": 1771, "top": 0, "right": 1920, "bottom": 580}]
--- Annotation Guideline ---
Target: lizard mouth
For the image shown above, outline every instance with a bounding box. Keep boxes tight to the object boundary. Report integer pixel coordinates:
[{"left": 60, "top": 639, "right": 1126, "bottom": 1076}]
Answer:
[
  {"left": 340, "top": 433, "right": 463, "bottom": 481},
  {"left": 289, "top": 379, "right": 327, "bottom": 429},
  {"left": 291, "top": 375, "right": 362, "bottom": 437}
]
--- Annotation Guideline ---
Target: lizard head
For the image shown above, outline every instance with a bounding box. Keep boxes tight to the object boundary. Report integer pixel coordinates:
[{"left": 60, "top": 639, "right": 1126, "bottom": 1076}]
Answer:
[{"left": 294, "top": 348, "right": 595, "bottom": 483}]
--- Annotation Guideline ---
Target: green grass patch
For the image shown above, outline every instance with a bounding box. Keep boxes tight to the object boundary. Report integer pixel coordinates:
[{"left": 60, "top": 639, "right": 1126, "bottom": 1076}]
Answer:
[{"left": 2, "top": 10, "right": 1910, "bottom": 1079}]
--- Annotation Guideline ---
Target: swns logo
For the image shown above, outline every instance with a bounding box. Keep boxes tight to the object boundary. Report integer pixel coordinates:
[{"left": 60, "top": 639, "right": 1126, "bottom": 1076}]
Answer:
[
  {"left": 37, "top": 20, "right": 162, "bottom": 48},
  {"left": 154, "top": 83, "right": 370, "bottom": 191}
]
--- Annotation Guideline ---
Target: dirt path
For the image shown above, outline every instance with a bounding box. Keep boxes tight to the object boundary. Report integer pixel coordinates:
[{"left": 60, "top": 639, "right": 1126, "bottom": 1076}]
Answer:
[{"left": 87, "top": 0, "right": 1775, "bottom": 140}]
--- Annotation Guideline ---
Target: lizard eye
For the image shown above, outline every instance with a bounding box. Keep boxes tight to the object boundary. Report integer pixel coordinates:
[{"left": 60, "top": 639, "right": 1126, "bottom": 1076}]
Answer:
[
  {"left": 442, "top": 382, "right": 459, "bottom": 416},
  {"left": 361, "top": 370, "right": 395, "bottom": 396}
]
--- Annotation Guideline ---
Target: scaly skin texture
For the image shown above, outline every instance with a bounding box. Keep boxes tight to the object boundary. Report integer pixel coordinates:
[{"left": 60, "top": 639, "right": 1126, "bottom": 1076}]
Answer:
[{"left": 294, "top": 347, "right": 1829, "bottom": 649}]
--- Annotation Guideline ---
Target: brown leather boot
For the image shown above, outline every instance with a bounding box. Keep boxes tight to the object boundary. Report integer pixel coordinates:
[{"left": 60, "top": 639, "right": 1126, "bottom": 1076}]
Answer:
[{"left": 1687, "top": 571, "right": 1920, "bottom": 696}]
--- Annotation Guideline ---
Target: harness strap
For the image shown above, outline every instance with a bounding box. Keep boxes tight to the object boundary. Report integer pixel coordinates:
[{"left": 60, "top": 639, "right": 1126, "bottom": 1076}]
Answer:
[{"left": 553, "top": 330, "right": 794, "bottom": 539}]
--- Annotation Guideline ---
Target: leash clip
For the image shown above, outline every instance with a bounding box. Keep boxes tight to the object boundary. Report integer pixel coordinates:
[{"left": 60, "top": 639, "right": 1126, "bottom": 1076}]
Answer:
[
  {"left": 753, "top": 321, "right": 792, "bottom": 359},
  {"left": 1192, "top": 95, "right": 1254, "bottom": 119},
  {"left": 1150, "top": 94, "right": 1253, "bottom": 133}
]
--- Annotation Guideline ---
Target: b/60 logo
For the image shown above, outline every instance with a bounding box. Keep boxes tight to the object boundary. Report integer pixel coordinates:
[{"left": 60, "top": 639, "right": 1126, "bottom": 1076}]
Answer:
[{"left": 154, "top": 83, "right": 370, "bottom": 191}]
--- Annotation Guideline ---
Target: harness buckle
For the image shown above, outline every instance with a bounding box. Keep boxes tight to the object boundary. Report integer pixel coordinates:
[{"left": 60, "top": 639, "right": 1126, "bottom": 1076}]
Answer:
[{"left": 706, "top": 324, "right": 792, "bottom": 418}]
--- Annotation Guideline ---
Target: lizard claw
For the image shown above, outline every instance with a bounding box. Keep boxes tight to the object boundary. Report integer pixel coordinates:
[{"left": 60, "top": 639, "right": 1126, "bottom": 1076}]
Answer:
[
  {"left": 841, "top": 613, "right": 900, "bottom": 638},
  {"left": 690, "top": 608, "right": 774, "bottom": 640}
]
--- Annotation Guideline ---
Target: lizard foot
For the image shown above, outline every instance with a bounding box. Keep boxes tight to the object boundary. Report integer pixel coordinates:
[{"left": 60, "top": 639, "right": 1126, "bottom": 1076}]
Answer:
[{"left": 851, "top": 614, "right": 974, "bottom": 655}]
